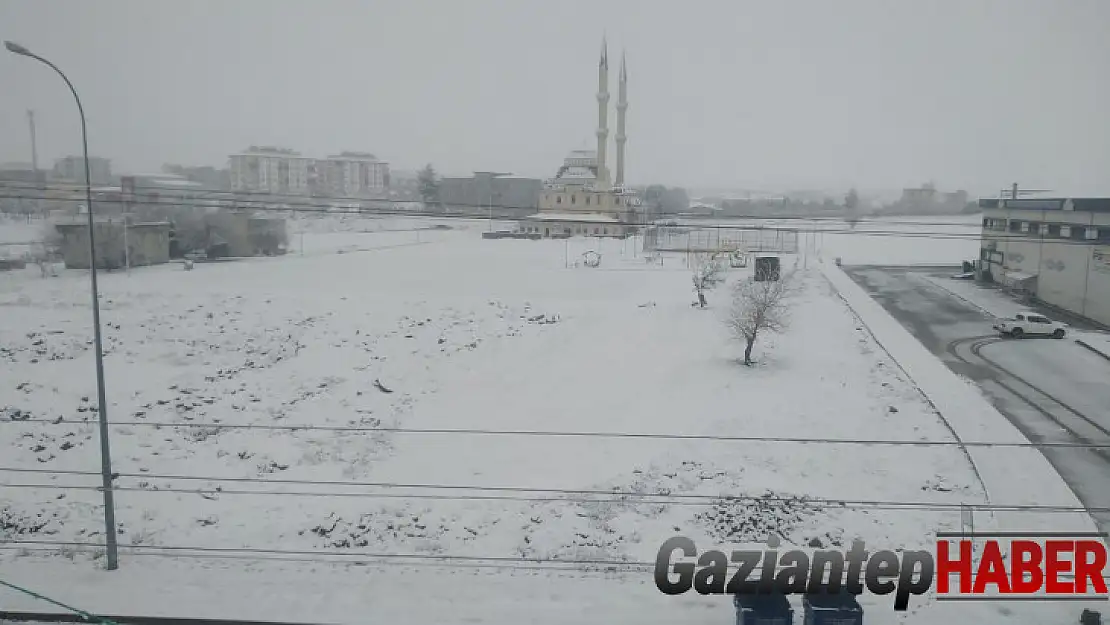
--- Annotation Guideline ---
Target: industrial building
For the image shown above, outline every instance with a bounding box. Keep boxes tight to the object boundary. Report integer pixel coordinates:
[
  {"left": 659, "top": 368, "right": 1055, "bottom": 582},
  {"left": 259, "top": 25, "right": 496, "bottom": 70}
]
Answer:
[
  {"left": 438, "top": 172, "right": 542, "bottom": 217},
  {"left": 978, "top": 197, "right": 1110, "bottom": 326}
]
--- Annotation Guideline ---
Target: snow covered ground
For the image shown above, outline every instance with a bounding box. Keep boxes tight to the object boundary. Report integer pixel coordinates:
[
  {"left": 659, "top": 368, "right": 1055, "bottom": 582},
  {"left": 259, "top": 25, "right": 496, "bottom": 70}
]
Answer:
[
  {"left": 710, "top": 215, "right": 982, "bottom": 266},
  {"left": 922, "top": 273, "right": 1110, "bottom": 356},
  {"left": 0, "top": 221, "right": 1098, "bottom": 624}
]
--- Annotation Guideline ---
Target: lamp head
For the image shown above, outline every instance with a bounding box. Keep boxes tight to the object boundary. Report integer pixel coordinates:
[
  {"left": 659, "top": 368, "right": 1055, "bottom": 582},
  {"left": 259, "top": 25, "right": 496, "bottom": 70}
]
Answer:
[{"left": 5, "top": 41, "right": 33, "bottom": 56}]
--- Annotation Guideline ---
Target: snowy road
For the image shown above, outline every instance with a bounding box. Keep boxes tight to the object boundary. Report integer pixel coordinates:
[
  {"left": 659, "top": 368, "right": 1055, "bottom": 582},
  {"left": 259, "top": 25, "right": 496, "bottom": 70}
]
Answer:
[{"left": 843, "top": 265, "right": 1110, "bottom": 535}]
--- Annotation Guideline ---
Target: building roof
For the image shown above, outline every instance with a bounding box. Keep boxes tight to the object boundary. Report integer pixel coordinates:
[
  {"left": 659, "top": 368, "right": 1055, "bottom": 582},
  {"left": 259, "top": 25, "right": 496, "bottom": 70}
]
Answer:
[
  {"left": 527, "top": 212, "right": 619, "bottom": 223},
  {"left": 979, "top": 197, "right": 1110, "bottom": 212},
  {"left": 325, "top": 152, "right": 381, "bottom": 161},
  {"left": 56, "top": 220, "right": 171, "bottom": 229}
]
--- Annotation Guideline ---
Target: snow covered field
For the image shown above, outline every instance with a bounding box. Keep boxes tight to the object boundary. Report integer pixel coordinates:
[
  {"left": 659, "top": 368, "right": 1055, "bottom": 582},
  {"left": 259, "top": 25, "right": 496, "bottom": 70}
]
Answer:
[
  {"left": 0, "top": 220, "right": 1094, "bottom": 624},
  {"left": 707, "top": 214, "right": 982, "bottom": 266}
]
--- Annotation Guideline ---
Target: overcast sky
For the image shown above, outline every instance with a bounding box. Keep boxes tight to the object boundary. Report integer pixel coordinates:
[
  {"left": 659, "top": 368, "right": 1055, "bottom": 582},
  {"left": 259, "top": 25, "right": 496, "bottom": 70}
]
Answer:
[{"left": 2, "top": 0, "right": 1108, "bottom": 195}]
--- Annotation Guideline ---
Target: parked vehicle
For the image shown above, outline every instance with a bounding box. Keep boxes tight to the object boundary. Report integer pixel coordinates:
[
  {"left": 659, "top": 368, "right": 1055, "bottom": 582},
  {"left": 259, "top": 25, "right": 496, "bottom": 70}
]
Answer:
[{"left": 993, "top": 311, "right": 1067, "bottom": 339}]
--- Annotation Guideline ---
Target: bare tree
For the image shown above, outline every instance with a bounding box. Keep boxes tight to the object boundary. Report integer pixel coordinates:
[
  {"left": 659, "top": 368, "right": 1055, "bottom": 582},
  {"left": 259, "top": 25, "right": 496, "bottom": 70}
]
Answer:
[
  {"left": 725, "top": 271, "right": 794, "bottom": 365},
  {"left": 691, "top": 253, "right": 725, "bottom": 307},
  {"left": 31, "top": 222, "right": 63, "bottom": 278},
  {"left": 844, "top": 188, "right": 861, "bottom": 229}
]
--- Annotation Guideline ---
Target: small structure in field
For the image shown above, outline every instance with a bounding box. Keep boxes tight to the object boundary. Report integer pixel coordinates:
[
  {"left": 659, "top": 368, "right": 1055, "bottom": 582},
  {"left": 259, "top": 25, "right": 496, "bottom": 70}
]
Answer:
[{"left": 54, "top": 219, "right": 171, "bottom": 270}]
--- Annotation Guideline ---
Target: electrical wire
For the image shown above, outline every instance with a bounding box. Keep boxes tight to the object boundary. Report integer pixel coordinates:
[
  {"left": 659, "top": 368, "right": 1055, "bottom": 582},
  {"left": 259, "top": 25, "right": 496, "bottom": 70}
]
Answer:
[
  {"left": 0, "top": 178, "right": 993, "bottom": 227},
  {"left": 4, "top": 190, "right": 1097, "bottom": 247},
  {"left": 4, "top": 541, "right": 1108, "bottom": 583},
  {"left": 1, "top": 478, "right": 1103, "bottom": 514},
  {"left": 7, "top": 419, "right": 1109, "bottom": 450}
]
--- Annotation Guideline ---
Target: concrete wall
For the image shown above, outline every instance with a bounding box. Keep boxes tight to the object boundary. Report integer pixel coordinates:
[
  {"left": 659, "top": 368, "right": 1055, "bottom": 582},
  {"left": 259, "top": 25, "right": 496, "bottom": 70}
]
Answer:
[
  {"left": 518, "top": 219, "right": 628, "bottom": 238},
  {"left": 1085, "top": 246, "right": 1110, "bottom": 325},
  {"left": 1036, "top": 241, "right": 1090, "bottom": 315}
]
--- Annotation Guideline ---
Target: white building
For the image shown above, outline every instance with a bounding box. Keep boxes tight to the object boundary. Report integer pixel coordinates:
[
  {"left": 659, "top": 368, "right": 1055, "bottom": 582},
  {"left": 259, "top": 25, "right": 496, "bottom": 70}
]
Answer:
[
  {"left": 979, "top": 197, "right": 1110, "bottom": 325},
  {"left": 518, "top": 39, "right": 643, "bottom": 239},
  {"left": 229, "top": 146, "right": 313, "bottom": 196},
  {"left": 316, "top": 152, "right": 390, "bottom": 198}
]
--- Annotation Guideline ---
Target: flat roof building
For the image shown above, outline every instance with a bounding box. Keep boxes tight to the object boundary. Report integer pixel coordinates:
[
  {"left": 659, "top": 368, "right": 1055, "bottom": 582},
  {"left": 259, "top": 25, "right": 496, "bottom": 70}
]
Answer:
[{"left": 979, "top": 197, "right": 1110, "bottom": 326}]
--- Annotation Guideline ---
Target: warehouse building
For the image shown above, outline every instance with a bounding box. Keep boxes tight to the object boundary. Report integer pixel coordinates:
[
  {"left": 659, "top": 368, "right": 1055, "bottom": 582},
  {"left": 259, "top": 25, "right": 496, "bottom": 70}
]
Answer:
[{"left": 978, "top": 197, "right": 1110, "bottom": 326}]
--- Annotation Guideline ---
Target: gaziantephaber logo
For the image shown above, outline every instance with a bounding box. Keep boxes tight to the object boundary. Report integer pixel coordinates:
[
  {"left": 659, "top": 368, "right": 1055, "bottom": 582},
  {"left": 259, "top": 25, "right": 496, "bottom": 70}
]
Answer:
[{"left": 654, "top": 532, "right": 1109, "bottom": 611}]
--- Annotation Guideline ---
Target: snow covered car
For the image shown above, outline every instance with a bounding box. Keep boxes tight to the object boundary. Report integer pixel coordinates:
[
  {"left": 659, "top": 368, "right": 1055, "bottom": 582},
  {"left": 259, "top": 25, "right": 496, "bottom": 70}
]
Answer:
[{"left": 993, "top": 311, "right": 1067, "bottom": 339}]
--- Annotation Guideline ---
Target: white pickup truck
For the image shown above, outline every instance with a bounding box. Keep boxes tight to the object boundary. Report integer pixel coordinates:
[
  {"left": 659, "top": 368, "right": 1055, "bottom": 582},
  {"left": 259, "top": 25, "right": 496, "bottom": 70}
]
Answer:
[{"left": 993, "top": 311, "right": 1067, "bottom": 339}]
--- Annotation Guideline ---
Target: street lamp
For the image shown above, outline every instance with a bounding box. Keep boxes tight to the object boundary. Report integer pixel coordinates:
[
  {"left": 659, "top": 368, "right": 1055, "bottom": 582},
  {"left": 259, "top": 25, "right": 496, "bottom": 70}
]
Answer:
[{"left": 6, "top": 40, "right": 119, "bottom": 570}]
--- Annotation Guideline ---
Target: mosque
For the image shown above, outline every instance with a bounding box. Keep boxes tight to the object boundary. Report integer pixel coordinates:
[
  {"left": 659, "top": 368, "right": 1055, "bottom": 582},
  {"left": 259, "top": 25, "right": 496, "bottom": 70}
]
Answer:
[{"left": 517, "top": 38, "right": 644, "bottom": 238}]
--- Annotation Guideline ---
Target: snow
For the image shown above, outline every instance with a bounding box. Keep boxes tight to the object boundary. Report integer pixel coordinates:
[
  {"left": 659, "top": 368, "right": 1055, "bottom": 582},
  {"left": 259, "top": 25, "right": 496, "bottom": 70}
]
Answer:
[
  {"left": 818, "top": 259, "right": 1099, "bottom": 536},
  {"left": 0, "top": 224, "right": 1103, "bottom": 624},
  {"left": 721, "top": 215, "right": 983, "bottom": 266},
  {"left": 1077, "top": 333, "right": 1110, "bottom": 360},
  {"left": 921, "top": 272, "right": 1110, "bottom": 358}
]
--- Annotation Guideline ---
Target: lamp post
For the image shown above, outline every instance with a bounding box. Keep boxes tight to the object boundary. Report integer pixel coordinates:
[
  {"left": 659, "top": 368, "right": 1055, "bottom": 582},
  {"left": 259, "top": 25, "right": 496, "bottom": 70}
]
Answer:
[{"left": 6, "top": 41, "right": 119, "bottom": 570}]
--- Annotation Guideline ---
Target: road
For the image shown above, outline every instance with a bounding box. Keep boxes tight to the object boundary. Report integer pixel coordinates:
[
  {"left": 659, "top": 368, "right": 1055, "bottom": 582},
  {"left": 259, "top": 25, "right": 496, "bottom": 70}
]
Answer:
[{"left": 843, "top": 265, "right": 1110, "bottom": 535}]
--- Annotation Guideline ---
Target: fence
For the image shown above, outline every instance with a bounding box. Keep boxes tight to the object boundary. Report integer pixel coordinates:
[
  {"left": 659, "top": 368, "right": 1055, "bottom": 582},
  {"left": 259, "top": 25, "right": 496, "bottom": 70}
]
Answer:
[{"left": 642, "top": 225, "right": 799, "bottom": 254}]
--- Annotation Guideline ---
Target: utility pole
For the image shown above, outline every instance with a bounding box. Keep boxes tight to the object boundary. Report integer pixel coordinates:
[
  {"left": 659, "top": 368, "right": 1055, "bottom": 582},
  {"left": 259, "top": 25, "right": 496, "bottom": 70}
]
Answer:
[
  {"left": 27, "top": 110, "right": 39, "bottom": 171},
  {"left": 8, "top": 39, "right": 118, "bottom": 570},
  {"left": 122, "top": 191, "right": 131, "bottom": 274},
  {"left": 28, "top": 110, "right": 40, "bottom": 216}
]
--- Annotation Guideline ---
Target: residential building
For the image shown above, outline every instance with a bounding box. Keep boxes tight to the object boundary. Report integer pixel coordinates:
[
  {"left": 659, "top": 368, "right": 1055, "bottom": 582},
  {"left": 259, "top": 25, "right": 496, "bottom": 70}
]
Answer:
[
  {"left": 229, "top": 146, "right": 313, "bottom": 196},
  {"left": 979, "top": 197, "right": 1110, "bottom": 326},
  {"left": 53, "top": 156, "right": 112, "bottom": 186},
  {"left": 315, "top": 152, "right": 389, "bottom": 198},
  {"left": 439, "top": 172, "right": 542, "bottom": 217}
]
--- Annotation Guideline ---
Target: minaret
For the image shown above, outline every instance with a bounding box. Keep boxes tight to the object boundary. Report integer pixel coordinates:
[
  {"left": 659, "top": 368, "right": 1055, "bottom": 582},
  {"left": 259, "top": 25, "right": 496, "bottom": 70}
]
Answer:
[
  {"left": 615, "top": 52, "right": 628, "bottom": 188},
  {"left": 595, "top": 37, "right": 610, "bottom": 189}
]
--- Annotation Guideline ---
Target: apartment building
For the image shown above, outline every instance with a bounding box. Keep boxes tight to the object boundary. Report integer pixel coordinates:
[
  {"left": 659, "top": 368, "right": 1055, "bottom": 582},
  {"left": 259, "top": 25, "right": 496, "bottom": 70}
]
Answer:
[
  {"left": 53, "top": 156, "right": 112, "bottom": 186},
  {"left": 315, "top": 152, "right": 389, "bottom": 198},
  {"left": 229, "top": 146, "right": 314, "bottom": 196},
  {"left": 979, "top": 197, "right": 1110, "bottom": 326}
]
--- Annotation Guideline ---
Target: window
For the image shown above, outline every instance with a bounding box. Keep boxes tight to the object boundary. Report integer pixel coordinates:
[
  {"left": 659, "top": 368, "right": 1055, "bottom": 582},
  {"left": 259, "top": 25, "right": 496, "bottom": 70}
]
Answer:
[
  {"left": 1009, "top": 220, "right": 1022, "bottom": 233},
  {"left": 1038, "top": 223, "right": 1049, "bottom": 236},
  {"left": 1060, "top": 226, "right": 1071, "bottom": 238},
  {"left": 1015, "top": 314, "right": 1026, "bottom": 321},
  {"left": 982, "top": 218, "right": 990, "bottom": 228},
  {"left": 1086, "top": 227, "right": 1098, "bottom": 241},
  {"left": 571, "top": 195, "right": 576, "bottom": 204},
  {"left": 594, "top": 227, "right": 599, "bottom": 235},
  {"left": 556, "top": 196, "right": 562, "bottom": 204},
  {"left": 1020, "top": 222, "right": 1030, "bottom": 233},
  {"left": 585, "top": 196, "right": 591, "bottom": 206}
]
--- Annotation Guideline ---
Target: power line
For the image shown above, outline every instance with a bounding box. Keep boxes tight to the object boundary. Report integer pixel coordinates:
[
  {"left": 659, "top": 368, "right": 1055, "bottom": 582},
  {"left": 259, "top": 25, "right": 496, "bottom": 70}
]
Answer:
[
  {"left": 2, "top": 540, "right": 654, "bottom": 568},
  {"left": 0, "top": 185, "right": 997, "bottom": 232},
  {"left": 5, "top": 542, "right": 1109, "bottom": 583},
  {"left": 0, "top": 545, "right": 645, "bottom": 574},
  {"left": 7, "top": 190, "right": 1095, "bottom": 246},
  {"left": 2, "top": 179, "right": 989, "bottom": 227},
  {"left": 1, "top": 478, "right": 1103, "bottom": 513},
  {"left": 9, "top": 419, "right": 1109, "bottom": 449}
]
